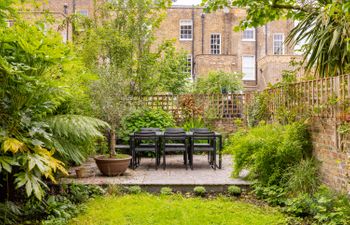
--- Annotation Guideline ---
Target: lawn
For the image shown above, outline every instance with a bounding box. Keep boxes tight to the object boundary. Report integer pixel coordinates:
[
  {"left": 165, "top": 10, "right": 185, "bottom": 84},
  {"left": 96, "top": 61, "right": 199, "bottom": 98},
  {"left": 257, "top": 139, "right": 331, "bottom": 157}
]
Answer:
[{"left": 68, "top": 194, "right": 286, "bottom": 225}]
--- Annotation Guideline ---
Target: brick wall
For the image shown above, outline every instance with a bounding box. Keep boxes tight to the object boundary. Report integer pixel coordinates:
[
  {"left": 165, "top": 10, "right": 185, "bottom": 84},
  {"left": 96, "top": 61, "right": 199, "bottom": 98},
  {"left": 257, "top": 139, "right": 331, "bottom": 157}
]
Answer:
[{"left": 310, "top": 117, "right": 350, "bottom": 193}]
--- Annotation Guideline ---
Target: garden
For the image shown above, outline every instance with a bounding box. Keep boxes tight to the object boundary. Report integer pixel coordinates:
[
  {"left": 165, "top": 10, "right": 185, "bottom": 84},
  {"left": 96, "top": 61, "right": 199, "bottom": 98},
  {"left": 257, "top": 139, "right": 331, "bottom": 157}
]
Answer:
[{"left": 1, "top": 0, "right": 350, "bottom": 225}]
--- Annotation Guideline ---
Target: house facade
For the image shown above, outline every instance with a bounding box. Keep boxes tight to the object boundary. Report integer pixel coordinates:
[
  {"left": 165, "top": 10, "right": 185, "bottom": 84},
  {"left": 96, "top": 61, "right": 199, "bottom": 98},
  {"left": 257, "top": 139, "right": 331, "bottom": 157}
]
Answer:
[{"left": 14, "top": 1, "right": 301, "bottom": 90}]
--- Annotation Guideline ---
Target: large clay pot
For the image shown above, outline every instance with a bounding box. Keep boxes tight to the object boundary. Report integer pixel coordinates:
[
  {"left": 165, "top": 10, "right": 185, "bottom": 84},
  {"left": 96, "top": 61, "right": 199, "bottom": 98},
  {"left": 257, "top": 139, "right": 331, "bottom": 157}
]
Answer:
[{"left": 94, "top": 154, "right": 131, "bottom": 176}]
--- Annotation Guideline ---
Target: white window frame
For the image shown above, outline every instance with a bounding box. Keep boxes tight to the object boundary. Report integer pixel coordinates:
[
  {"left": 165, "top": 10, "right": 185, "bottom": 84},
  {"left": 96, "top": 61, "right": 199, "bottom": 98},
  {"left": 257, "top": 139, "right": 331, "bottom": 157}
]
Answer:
[
  {"left": 179, "top": 19, "right": 193, "bottom": 41},
  {"left": 273, "top": 33, "right": 285, "bottom": 55},
  {"left": 210, "top": 33, "right": 221, "bottom": 55},
  {"left": 242, "top": 55, "right": 256, "bottom": 81},
  {"left": 242, "top": 28, "right": 255, "bottom": 41},
  {"left": 79, "top": 9, "right": 89, "bottom": 16},
  {"left": 186, "top": 54, "right": 193, "bottom": 77}
]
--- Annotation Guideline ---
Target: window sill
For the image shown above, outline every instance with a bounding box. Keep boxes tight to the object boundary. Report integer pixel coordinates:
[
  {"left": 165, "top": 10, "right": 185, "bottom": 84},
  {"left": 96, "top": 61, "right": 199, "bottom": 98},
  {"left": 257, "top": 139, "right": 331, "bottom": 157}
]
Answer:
[
  {"left": 241, "top": 39, "right": 256, "bottom": 42},
  {"left": 179, "top": 39, "right": 193, "bottom": 41}
]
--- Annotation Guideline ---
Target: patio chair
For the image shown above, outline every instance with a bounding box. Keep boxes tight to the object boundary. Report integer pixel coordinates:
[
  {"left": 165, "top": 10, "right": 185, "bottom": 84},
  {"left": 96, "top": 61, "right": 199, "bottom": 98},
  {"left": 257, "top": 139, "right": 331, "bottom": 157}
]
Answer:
[
  {"left": 132, "top": 131, "right": 159, "bottom": 170},
  {"left": 140, "top": 128, "right": 161, "bottom": 132},
  {"left": 162, "top": 131, "right": 188, "bottom": 170},
  {"left": 190, "top": 131, "right": 217, "bottom": 170},
  {"left": 190, "top": 128, "right": 209, "bottom": 132},
  {"left": 165, "top": 128, "right": 185, "bottom": 132}
]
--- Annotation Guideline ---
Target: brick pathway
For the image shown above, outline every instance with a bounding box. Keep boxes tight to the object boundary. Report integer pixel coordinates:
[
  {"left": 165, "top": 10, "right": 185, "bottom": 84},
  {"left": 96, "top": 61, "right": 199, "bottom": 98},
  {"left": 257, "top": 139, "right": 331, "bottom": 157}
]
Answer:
[{"left": 60, "top": 155, "right": 250, "bottom": 188}]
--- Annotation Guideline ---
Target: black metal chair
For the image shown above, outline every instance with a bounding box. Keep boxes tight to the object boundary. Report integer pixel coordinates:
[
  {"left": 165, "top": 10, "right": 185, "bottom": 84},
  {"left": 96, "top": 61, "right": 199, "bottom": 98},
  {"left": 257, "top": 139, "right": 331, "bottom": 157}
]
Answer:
[
  {"left": 162, "top": 131, "right": 188, "bottom": 170},
  {"left": 190, "top": 131, "right": 217, "bottom": 170},
  {"left": 132, "top": 131, "right": 159, "bottom": 170},
  {"left": 166, "top": 128, "right": 185, "bottom": 132},
  {"left": 190, "top": 128, "right": 209, "bottom": 132}
]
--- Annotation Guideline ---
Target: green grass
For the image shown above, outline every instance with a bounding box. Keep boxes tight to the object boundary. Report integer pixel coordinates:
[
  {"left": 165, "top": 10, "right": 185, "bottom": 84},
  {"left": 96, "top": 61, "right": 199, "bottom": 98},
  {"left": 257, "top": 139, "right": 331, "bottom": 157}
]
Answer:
[{"left": 69, "top": 194, "right": 286, "bottom": 225}]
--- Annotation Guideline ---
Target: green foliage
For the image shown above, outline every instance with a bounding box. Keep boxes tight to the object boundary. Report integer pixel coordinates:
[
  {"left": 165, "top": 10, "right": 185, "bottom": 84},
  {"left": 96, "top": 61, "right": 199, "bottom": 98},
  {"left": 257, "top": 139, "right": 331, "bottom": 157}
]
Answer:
[
  {"left": 227, "top": 185, "right": 242, "bottom": 196},
  {"left": 226, "top": 122, "right": 312, "bottom": 186},
  {"left": 0, "top": 21, "right": 108, "bottom": 200},
  {"left": 160, "top": 187, "right": 173, "bottom": 195},
  {"left": 193, "top": 186, "right": 206, "bottom": 197},
  {"left": 68, "top": 194, "right": 286, "bottom": 224},
  {"left": 194, "top": 71, "right": 243, "bottom": 94},
  {"left": 119, "top": 108, "right": 175, "bottom": 141},
  {"left": 285, "top": 186, "right": 350, "bottom": 224},
  {"left": 156, "top": 40, "right": 190, "bottom": 94},
  {"left": 284, "top": 158, "right": 320, "bottom": 195},
  {"left": 247, "top": 92, "right": 270, "bottom": 127},
  {"left": 128, "top": 186, "right": 142, "bottom": 194},
  {"left": 254, "top": 185, "right": 287, "bottom": 207},
  {"left": 182, "top": 117, "right": 207, "bottom": 132},
  {"left": 0, "top": 201, "right": 21, "bottom": 225},
  {"left": 287, "top": 2, "right": 350, "bottom": 77}
]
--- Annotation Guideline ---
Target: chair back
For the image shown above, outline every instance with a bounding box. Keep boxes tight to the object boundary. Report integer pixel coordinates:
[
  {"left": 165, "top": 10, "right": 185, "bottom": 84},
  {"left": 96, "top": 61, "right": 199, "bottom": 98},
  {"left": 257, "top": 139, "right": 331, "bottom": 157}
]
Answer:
[
  {"left": 164, "top": 131, "right": 186, "bottom": 141},
  {"left": 190, "top": 128, "right": 209, "bottom": 132},
  {"left": 134, "top": 131, "right": 157, "bottom": 141},
  {"left": 165, "top": 128, "right": 185, "bottom": 133},
  {"left": 192, "top": 131, "right": 215, "bottom": 141},
  {"left": 140, "top": 128, "right": 160, "bottom": 132}
]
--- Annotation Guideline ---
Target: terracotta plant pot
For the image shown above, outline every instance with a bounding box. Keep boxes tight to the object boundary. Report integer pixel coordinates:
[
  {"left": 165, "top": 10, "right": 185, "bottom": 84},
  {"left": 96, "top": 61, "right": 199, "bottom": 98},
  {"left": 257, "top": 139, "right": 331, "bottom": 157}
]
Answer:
[
  {"left": 94, "top": 154, "right": 131, "bottom": 176},
  {"left": 75, "top": 167, "right": 94, "bottom": 178}
]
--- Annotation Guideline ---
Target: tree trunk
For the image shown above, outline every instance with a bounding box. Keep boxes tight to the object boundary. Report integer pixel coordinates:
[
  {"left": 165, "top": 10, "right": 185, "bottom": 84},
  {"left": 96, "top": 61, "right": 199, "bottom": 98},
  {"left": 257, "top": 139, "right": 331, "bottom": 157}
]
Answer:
[{"left": 110, "top": 127, "right": 117, "bottom": 158}]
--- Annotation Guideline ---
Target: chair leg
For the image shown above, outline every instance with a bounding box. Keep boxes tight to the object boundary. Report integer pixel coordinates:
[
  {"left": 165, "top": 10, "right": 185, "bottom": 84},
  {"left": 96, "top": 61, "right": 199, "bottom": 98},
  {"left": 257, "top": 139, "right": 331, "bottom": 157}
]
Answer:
[
  {"left": 184, "top": 150, "right": 188, "bottom": 170},
  {"left": 163, "top": 150, "right": 166, "bottom": 170}
]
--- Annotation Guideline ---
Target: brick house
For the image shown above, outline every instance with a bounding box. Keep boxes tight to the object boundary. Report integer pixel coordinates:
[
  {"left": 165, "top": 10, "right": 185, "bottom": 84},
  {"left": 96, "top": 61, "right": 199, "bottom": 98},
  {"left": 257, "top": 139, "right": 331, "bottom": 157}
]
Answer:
[{"left": 14, "top": 1, "right": 301, "bottom": 91}]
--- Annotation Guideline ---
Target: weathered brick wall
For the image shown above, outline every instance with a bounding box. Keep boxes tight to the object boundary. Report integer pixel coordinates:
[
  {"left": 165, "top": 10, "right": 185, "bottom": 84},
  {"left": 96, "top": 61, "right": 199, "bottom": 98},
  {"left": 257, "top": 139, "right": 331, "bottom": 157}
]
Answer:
[{"left": 310, "top": 117, "right": 350, "bottom": 193}]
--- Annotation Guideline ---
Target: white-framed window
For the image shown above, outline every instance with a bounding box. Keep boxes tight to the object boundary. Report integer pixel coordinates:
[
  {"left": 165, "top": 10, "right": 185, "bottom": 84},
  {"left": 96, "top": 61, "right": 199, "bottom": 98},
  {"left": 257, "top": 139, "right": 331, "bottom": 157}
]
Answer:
[
  {"left": 179, "top": 19, "right": 193, "bottom": 40},
  {"left": 242, "top": 56, "right": 256, "bottom": 81},
  {"left": 210, "top": 33, "right": 221, "bottom": 54},
  {"left": 242, "top": 28, "right": 255, "bottom": 41},
  {"left": 185, "top": 54, "right": 193, "bottom": 76},
  {"left": 273, "top": 33, "right": 284, "bottom": 55},
  {"left": 79, "top": 9, "right": 89, "bottom": 16},
  {"left": 6, "top": 20, "right": 14, "bottom": 27}
]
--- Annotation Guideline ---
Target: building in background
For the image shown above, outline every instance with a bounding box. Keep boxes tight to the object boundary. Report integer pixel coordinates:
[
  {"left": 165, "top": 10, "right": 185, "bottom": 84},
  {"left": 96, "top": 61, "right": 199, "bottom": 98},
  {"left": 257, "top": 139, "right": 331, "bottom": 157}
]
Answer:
[{"left": 13, "top": 1, "right": 302, "bottom": 91}]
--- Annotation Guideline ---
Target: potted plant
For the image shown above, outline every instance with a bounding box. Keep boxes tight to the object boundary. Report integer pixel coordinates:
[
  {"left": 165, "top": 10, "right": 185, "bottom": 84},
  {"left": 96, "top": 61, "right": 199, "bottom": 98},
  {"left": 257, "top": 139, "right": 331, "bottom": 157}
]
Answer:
[{"left": 90, "top": 66, "right": 134, "bottom": 176}]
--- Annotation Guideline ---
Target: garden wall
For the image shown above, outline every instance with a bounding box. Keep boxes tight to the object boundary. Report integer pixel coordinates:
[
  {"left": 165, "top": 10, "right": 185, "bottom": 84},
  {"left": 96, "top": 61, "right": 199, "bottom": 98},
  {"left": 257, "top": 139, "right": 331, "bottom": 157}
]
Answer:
[{"left": 310, "top": 117, "right": 350, "bottom": 193}]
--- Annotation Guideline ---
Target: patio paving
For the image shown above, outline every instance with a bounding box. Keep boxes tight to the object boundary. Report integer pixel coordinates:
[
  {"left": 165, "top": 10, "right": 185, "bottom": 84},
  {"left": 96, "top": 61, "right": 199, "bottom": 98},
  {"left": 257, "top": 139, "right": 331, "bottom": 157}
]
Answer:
[{"left": 60, "top": 155, "right": 251, "bottom": 191}]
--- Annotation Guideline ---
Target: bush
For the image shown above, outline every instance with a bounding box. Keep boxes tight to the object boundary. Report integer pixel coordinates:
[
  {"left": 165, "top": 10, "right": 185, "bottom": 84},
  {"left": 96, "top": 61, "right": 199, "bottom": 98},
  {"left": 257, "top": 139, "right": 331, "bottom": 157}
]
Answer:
[
  {"left": 254, "top": 185, "right": 287, "bottom": 207},
  {"left": 227, "top": 185, "right": 242, "bottom": 196},
  {"left": 193, "top": 71, "right": 242, "bottom": 94},
  {"left": 160, "top": 187, "right": 173, "bottom": 195},
  {"left": 226, "top": 122, "right": 312, "bottom": 187},
  {"left": 193, "top": 186, "right": 206, "bottom": 197},
  {"left": 284, "top": 158, "right": 320, "bottom": 195},
  {"left": 119, "top": 108, "right": 175, "bottom": 141},
  {"left": 128, "top": 186, "right": 142, "bottom": 194}
]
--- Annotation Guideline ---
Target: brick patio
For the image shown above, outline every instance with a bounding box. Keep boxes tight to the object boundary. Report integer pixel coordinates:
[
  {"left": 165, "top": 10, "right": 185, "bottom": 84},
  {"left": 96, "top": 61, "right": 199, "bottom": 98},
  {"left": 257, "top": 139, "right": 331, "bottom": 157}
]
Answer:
[{"left": 61, "top": 155, "right": 250, "bottom": 192}]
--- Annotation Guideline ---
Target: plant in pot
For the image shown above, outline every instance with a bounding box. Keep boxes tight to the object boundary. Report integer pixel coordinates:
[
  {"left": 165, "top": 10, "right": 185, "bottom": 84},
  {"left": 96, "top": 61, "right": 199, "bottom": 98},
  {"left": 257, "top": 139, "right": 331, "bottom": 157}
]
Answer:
[{"left": 91, "top": 66, "right": 133, "bottom": 176}]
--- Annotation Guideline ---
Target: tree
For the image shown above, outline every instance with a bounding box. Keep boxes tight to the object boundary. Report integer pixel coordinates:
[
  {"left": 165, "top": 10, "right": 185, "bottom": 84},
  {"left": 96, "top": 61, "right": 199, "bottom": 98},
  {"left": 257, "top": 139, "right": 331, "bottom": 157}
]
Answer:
[
  {"left": 194, "top": 71, "right": 243, "bottom": 94},
  {"left": 202, "top": 0, "right": 350, "bottom": 77}
]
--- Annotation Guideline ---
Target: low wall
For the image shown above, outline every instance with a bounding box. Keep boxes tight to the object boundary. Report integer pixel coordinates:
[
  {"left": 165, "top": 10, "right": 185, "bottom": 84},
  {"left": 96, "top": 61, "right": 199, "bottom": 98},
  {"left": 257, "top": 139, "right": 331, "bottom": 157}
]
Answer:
[{"left": 310, "top": 117, "right": 350, "bottom": 193}]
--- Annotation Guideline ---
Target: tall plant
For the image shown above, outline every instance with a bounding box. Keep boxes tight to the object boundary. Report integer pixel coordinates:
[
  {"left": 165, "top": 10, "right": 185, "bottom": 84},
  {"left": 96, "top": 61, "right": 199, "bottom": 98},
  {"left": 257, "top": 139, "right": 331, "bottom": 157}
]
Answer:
[{"left": 0, "top": 21, "right": 108, "bottom": 200}]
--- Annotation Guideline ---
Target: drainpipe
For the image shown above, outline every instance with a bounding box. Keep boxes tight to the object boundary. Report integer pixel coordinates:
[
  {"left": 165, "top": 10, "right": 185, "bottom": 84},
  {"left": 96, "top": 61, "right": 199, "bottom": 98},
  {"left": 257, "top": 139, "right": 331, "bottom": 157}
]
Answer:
[
  {"left": 72, "top": 0, "right": 76, "bottom": 41},
  {"left": 64, "top": 3, "right": 69, "bottom": 42},
  {"left": 192, "top": 7, "right": 195, "bottom": 80},
  {"left": 265, "top": 24, "right": 268, "bottom": 56},
  {"left": 201, "top": 12, "right": 205, "bottom": 54},
  {"left": 255, "top": 27, "right": 258, "bottom": 86}
]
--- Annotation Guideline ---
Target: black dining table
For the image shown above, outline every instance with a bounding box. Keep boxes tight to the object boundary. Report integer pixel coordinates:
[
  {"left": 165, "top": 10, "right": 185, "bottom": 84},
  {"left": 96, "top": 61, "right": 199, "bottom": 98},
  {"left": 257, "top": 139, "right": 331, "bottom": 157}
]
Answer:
[{"left": 129, "top": 131, "right": 223, "bottom": 169}]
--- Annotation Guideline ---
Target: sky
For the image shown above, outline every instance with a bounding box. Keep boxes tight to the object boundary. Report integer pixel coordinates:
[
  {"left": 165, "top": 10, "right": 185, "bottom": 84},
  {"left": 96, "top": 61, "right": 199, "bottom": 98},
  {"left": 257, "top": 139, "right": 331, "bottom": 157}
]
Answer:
[{"left": 172, "top": 0, "right": 202, "bottom": 6}]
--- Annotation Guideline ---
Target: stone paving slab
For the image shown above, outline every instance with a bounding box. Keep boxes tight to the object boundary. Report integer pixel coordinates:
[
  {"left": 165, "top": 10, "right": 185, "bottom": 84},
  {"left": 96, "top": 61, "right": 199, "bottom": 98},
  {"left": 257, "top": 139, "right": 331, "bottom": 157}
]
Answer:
[{"left": 60, "top": 155, "right": 250, "bottom": 186}]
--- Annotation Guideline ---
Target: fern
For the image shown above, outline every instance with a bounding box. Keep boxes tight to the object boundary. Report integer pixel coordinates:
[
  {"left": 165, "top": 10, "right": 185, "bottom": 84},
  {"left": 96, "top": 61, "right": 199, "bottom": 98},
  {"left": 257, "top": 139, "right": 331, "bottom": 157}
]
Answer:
[{"left": 45, "top": 115, "right": 109, "bottom": 164}]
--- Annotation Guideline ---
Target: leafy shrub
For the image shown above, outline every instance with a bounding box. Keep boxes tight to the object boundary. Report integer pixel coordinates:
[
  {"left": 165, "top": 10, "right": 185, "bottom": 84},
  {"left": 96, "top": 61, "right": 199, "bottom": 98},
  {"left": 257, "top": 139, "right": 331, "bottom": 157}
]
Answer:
[
  {"left": 254, "top": 185, "right": 287, "bottom": 207},
  {"left": 227, "top": 185, "right": 242, "bottom": 196},
  {"left": 106, "top": 185, "right": 123, "bottom": 196},
  {"left": 160, "top": 187, "right": 173, "bottom": 195},
  {"left": 194, "top": 71, "right": 242, "bottom": 94},
  {"left": 182, "top": 117, "right": 207, "bottom": 131},
  {"left": 0, "top": 201, "right": 21, "bottom": 225},
  {"left": 247, "top": 92, "right": 271, "bottom": 127},
  {"left": 284, "top": 158, "right": 320, "bottom": 195},
  {"left": 119, "top": 108, "right": 175, "bottom": 141},
  {"left": 285, "top": 186, "right": 350, "bottom": 224},
  {"left": 227, "top": 122, "right": 312, "bottom": 187},
  {"left": 193, "top": 186, "right": 206, "bottom": 197},
  {"left": 128, "top": 186, "right": 142, "bottom": 194}
]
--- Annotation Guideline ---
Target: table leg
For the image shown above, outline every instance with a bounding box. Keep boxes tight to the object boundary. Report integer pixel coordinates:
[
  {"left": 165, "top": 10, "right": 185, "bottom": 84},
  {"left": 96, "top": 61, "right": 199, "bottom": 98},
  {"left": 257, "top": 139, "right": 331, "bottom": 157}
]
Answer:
[{"left": 219, "top": 135, "right": 222, "bottom": 169}]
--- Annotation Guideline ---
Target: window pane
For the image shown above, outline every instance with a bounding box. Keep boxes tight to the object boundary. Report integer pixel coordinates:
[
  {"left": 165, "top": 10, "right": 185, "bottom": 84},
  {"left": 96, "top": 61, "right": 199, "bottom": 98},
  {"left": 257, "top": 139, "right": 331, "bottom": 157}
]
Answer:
[
  {"left": 242, "top": 56, "right": 256, "bottom": 80},
  {"left": 273, "top": 34, "right": 284, "bottom": 55},
  {"left": 243, "top": 28, "right": 255, "bottom": 40},
  {"left": 210, "top": 34, "right": 221, "bottom": 54},
  {"left": 180, "top": 20, "right": 193, "bottom": 40}
]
